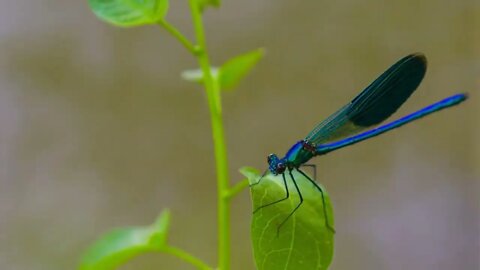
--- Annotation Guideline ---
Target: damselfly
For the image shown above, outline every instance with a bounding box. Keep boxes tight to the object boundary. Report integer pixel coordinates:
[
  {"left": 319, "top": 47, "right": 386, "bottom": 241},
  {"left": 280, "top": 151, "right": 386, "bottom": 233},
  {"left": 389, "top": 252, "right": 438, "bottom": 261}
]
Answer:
[{"left": 252, "top": 53, "right": 468, "bottom": 234}]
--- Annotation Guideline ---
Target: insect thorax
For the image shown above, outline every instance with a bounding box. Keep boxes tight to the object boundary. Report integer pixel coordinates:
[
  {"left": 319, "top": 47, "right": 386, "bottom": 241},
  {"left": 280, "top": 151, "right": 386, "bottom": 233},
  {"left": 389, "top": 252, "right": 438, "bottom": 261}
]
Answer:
[{"left": 284, "top": 140, "right": 316, "bottom": 167}]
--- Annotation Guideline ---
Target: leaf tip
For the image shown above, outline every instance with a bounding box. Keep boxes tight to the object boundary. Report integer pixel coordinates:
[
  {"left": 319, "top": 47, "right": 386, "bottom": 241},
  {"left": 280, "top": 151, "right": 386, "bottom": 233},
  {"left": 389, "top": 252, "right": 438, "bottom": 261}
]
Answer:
[{"left": 239, "top": 166, "right": 262, "bottom": 184}]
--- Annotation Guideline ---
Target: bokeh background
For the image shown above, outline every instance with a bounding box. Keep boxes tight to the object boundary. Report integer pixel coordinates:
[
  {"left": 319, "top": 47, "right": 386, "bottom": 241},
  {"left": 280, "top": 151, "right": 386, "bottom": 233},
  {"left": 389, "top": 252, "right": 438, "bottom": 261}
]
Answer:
[{"left": 0, "top": 1, "right": 479, "bottom": 269}]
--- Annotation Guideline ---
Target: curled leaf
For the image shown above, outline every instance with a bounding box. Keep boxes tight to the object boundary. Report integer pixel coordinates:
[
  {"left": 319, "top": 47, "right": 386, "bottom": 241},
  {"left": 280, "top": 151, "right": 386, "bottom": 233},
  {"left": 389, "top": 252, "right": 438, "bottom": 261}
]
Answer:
[
  {"left": 180, "top": 48, "right": 264, "bottom": 91},
  {"left": 181, "top": 67, "right": 219, "bottom": 83}
]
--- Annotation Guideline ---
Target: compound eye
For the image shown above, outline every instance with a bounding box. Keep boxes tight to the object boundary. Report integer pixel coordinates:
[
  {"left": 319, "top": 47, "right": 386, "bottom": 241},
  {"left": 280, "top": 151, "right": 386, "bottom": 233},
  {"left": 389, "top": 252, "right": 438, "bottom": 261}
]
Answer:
[
  {"left": 276, "top": 162, "right": 286, "bottom": 174},
  {"left": 267, "top": 154, "right": 275, "bottom": 162}
]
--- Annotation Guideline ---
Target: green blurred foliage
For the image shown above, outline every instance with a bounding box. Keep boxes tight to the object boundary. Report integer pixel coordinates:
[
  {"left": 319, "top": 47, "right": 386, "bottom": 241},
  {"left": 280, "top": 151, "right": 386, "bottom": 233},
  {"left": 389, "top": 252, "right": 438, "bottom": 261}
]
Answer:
[
  {"left": 80, "top": 210, "right": 170, "bottom": 270},
  {"left": 88, "top": 0, "right": 169, "bottom": 27}
]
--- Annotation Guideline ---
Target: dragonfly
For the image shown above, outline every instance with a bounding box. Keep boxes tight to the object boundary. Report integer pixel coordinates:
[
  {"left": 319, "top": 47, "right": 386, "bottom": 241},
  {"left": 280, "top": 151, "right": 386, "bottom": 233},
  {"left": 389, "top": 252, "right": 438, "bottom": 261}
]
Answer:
[{"left": 252, "top": 53, "right": 468, "bottom": 234}]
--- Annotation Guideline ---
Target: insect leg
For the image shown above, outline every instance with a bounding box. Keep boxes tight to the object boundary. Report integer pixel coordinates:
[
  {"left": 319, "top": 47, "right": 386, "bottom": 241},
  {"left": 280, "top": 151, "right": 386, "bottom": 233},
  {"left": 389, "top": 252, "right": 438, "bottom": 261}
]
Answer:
[
  {"left": 252, "top": 173, "right": 289, "bottom": 214},
  {"left": 296, "top": 169, "right": 336, "bottom": 233},
  {"left": 276, "top": 169, "right": 305, "bottom": 236},
  {"left": 249, "top": 168, "right": 269, "bottom": 187},
  {"left": 301, "top": 164, "right": 317, "bottom": 182}
]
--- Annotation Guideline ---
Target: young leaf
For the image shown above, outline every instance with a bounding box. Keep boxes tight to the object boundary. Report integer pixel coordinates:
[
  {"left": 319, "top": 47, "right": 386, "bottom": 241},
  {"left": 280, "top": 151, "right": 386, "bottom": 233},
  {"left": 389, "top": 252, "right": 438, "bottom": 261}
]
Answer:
[
  {"left": 219, "top": 48, "right": 264, "bottom": 90},
  {"left": 79, "top": 210, "right": 171, "bottom": 270},
  {"left": 241, "top": 167, "right": 335, "bottom": 270},
  {"left": 88, "top": 0, "right": 169, "bottom": 27},
  {"left": 181, "top": 67, "right": 219, "bottom": 84},
  {"left": 197, "top": 0, "right": 220, "bottom": 11},
  {"left": 181, "top": 49, "right": 264, "bottom": 90}
]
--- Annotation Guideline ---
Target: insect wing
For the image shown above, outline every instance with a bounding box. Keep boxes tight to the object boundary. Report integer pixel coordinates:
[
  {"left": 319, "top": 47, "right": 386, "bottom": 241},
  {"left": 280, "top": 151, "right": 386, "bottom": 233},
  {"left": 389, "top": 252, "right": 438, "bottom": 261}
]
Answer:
[{"left": 305, "top": 53, "right": 427, "bottom": 144}]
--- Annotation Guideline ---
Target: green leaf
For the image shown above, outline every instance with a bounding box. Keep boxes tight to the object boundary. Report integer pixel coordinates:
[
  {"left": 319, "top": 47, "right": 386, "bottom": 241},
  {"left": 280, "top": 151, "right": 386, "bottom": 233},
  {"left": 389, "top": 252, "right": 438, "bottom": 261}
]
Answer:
[
  {"left": 241, "top": 167, "right": 335, "bottom": 270},
  {"left": 181, "top": 49, "right": 264, "bottom": 90},
  {"left": 88, "top": 0, "right": 169, "bottom": 27},
  {"left": 196, "top": 0, "right": 220, "bottom": 11},
  {"left": 79, "top": 210, "right": 171, "bottom": 270},
  {"left": 219, "top": 48, "right": 264, "bottom": 90}
]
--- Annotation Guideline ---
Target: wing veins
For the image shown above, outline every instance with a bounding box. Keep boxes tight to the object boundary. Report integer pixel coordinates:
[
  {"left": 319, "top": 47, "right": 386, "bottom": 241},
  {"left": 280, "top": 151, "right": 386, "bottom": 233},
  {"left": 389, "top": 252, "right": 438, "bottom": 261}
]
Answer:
[{"left": 305, "top": 53, "right": 426, "bottom": 144}]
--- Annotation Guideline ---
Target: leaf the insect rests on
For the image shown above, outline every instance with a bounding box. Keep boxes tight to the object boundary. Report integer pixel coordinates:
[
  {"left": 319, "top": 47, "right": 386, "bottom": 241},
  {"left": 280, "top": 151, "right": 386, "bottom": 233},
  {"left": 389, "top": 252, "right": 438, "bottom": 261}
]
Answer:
[
  {"left": 88, "top": 0, "right": 169, "bottom": 27},
  {"left": 240, "top": 167, "right": 335, "bottom": 270},
  {"left": 219, "top": 48, "right": 264, "bottom": 90},
  {"left": 79, "top": 210, "right": 171, "bottom": 270}
]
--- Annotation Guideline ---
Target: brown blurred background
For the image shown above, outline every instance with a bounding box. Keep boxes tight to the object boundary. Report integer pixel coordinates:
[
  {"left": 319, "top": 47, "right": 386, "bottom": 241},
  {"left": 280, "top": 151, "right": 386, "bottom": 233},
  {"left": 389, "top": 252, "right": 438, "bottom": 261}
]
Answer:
[{"left": 0, "top": 1, "right": 478, "bottom": 269}]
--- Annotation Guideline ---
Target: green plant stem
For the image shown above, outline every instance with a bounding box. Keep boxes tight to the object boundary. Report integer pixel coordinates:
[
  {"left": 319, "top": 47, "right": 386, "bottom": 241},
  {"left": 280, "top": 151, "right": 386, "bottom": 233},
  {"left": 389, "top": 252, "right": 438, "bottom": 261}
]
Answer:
[
  {"left": 188, "top": 1, "right": 230, "bottom": 270},
  {"left": 158, "top": 19, "right": 196, "bottom": 54},
  {"left": 224, "top": 179, "right": 249, "bottom": 200},
  {"left": 162, "top": 246, "right": 213, "bottom": 270}
]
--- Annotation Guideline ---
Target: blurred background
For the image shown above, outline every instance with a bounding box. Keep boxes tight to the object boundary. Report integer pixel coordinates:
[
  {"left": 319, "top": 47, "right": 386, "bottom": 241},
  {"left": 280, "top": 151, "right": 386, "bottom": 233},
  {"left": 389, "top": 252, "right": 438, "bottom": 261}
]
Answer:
[{"left": 0, "top": 0, "right": 478, "bottom": 269}]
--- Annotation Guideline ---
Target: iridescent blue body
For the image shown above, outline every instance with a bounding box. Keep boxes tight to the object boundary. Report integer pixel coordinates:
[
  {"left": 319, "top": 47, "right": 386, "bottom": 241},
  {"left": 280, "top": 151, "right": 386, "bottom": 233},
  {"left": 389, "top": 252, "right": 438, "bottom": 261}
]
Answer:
[
  {"left": 268, "top": 93, "right": 468, "bottom": 175},
  {"left": 268, "top": 54, "right": 467, "bottom": 174},
  {"left": 268, "top": 140, "right": 315, "bottom": 172},
  {"left": 255, "top": 53, "right": 468, "bottom": 234}
]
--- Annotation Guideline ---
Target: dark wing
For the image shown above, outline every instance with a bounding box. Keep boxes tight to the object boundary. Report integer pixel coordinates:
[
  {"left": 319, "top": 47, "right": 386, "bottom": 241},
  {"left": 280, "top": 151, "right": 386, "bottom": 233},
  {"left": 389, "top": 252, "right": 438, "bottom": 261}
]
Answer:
[
  {"left": 305, "top": 53, "right": 427, "bottom": 144},
  {"left": 316, "top": 93, "right": 468, "bottom": 155}
]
